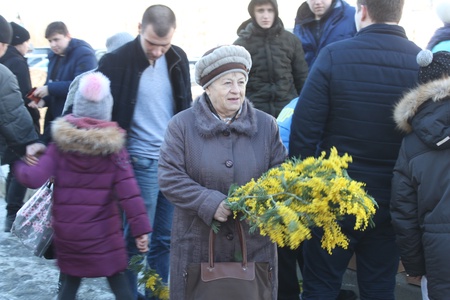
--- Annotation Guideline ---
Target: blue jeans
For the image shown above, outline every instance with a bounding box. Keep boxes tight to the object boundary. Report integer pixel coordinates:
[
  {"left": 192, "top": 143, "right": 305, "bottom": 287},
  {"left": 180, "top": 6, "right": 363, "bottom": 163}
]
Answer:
[{"left": 124, "top": 156, "right": 173, "bottom": 300}]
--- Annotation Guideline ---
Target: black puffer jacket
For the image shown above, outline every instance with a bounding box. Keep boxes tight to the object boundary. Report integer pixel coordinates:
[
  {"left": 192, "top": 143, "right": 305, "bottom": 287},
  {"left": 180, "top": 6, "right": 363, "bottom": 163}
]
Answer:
[
  {"left": 234, "top": 0, "right": 308, "bottom": 118},
  {"left": 0, "top": 45, "right": 40, "bottom": 130},
  {"left": 391, "top": 77, "right": 450, "bottom": 299}
]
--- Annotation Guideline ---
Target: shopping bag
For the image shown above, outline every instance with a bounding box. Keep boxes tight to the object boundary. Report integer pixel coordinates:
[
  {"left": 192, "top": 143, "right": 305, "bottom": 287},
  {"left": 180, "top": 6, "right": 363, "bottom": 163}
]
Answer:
[
  {"left": 185, "top": 222, "right": 272, "bottom": 300},
  {"left": 11, "top": 178, "right": 54, "bottom": 257}
]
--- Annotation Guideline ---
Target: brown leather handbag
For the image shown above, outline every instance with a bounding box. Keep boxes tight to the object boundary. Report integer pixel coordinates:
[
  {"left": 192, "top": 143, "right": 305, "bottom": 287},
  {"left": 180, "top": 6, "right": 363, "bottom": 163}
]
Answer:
[{"left": 185, "top": 221, "right": 273, "bottom": 300}]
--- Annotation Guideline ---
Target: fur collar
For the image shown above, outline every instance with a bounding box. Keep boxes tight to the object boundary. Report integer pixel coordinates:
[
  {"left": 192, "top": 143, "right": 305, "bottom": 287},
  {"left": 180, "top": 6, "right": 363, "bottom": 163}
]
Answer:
[
  {"left": 394, "top": 77, "right": 450, "bottom": 133},
  {"left": 51, "top": 116, "right": 126, "bottom": 156},
  {"left": 193, "top": 94, "right": 258, "bottom": 138}
]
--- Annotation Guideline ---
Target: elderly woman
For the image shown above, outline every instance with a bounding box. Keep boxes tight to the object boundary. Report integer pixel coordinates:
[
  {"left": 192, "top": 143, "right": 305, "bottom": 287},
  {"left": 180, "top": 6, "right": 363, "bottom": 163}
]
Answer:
[{"left": 158, "top": 45, "right": 287, "bottom": 299}]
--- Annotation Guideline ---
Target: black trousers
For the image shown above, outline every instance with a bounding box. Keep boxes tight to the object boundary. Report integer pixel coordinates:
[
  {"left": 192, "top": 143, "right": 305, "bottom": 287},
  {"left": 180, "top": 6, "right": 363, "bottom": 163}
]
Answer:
[
  {"left": 58, "top": 271, "right": 132, "bottom": 300},
  {"left": 277, "top": 245, "right": 304, "bottom": 300}
]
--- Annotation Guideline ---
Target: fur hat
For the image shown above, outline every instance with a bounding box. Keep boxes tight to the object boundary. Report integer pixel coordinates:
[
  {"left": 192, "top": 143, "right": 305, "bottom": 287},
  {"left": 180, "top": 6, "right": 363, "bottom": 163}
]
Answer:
[
  {"left": 0, "top": 15, "right": 12, "bottom": 44},
  {"left": 417, "top": 50, "right": 450, "bottom": 84},
  {"left": 195, "top": 45, "right": 252, "bottom": 89},
  {"left": 73, "top": 72, "right": 113, "bottom": 121},
  {"left": 10, "top": 22, "right": 30, "bottom": 46},
  {"left": 436, "top": 0, "right": 450, "bottom": 25},
  {"left": 105, "top": 32, "right": 134, "bottom": 53}
]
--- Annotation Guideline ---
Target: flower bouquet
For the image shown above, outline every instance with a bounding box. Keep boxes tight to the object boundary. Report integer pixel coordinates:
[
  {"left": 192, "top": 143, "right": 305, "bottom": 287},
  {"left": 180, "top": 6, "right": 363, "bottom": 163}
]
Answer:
[
  {"left": 222, "top": 147, "right": 377, "bottom": 254},
  {"left": 128, "top": 254, "right": 169, "bottom": 300}
]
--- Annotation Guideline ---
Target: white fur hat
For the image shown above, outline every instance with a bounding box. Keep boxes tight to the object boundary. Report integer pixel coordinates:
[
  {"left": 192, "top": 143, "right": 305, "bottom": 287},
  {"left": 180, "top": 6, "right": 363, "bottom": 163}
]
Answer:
[
  {"left": 436, "top": 0, "right": 450, "bottom": 24},
  {"left": 73, "top": 72, "right": 113, "bottom": 121},
  {"left": 195, "top": 45, "right": 252, "bottom": 89}
]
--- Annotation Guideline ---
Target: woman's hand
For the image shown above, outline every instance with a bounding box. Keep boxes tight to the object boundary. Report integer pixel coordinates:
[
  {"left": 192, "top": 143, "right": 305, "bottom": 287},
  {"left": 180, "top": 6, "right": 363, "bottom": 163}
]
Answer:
[
  {"left": 214, "top": 201, "right": 231, "bottom": 222},
  {"left": 135, "top": 234, "right": 149, "bottom": 253}
]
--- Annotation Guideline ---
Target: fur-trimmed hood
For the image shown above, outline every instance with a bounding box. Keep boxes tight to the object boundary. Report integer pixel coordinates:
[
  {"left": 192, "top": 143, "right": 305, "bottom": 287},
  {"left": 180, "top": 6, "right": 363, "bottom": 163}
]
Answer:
[
  {"left": 51, "top": 115, "right": 126, "bottom": 156},
  {"left": 192, "top": 94, "right": 257, "bottom": 138},
  {"left": 394, "top": 77, "right": 450, "bottom": 148}
]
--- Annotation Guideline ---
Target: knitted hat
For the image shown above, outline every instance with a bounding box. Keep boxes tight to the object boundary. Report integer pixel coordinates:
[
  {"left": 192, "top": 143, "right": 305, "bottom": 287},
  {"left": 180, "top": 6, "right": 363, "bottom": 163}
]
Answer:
[
  {"left": 0, "top": 15, "right": 12, "bottom": 44},
  {"left": 105, "top": 32, "right": 134, "bottom": 53},
  {"left": 195, "top": 45, "right": 252, "bottom": 89},
  {"left": 10, "top": 22, "right": 30, "bottom": 46},
  {"left": 417, "top": 50, "right": 450, "bottom": 84},
  {"left": 73, "top": 72, "right": 113, "bottom": 121},
  {"left": 436, "top": 0, "right": 450, "bottom": 25}
]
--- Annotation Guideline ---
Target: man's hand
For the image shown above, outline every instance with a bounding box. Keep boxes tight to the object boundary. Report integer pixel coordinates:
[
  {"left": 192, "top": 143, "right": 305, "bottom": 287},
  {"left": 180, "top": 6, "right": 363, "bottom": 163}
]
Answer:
[{"left": 33, "top": 86, "right": 49, "bottom": 98}]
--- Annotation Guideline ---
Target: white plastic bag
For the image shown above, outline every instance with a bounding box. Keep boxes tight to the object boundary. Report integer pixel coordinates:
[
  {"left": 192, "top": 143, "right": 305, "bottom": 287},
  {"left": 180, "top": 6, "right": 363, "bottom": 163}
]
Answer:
[{"left": 11, "top": 178, "right": 54, "bottom": 257}]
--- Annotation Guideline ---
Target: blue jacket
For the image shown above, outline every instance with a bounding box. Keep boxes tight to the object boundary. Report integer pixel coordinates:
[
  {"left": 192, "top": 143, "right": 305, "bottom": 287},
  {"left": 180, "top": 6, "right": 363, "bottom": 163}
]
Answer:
[
  {"left": 43, "top": 38, "right": 97, "bottom": 142},
  {"left": 290, "top": 24, "right": 421, "bottom": 225},
  {"left": 276, "top": 97, "right": 298, "bottom": 150},
  {"left": 97, "top": 37, "right": 192, "bottom": 132},
  {"left": 294, "top": 0, "right": 356, "bottom": 67}
]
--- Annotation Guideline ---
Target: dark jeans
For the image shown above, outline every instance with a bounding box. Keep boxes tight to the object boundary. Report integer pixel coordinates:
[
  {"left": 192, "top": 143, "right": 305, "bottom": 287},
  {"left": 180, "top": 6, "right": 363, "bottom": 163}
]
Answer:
[
  {"left": 301, "top": 222, "right": 399, "bottom": 300},
  {"left": 277, "top": 245, "right": 304, "bottom": 300},
  {"left": 5, "top": 165, "right": 27, "bottom": 219},
  {"left": 58, "top": 272, "right": 132, "bottom": 300}
]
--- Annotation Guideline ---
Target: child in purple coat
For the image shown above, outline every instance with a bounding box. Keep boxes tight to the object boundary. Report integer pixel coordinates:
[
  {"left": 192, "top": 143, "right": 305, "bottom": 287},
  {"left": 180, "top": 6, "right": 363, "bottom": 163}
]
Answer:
[{"left": 14, "top": 72, "right": 152, "bottom": 300}]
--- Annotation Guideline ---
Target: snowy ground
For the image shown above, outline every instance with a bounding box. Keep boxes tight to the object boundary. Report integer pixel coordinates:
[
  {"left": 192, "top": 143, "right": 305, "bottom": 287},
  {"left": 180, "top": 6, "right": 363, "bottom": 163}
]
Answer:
[{"left": 0, "top": 165, "right": 115, "bottom": 300}]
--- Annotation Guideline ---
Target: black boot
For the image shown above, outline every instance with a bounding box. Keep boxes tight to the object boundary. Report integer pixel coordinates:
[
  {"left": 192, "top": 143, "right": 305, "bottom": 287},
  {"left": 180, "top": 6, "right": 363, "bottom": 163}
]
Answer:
[{"left": 4, "top": 214, "right": 15, "bottom": 232}]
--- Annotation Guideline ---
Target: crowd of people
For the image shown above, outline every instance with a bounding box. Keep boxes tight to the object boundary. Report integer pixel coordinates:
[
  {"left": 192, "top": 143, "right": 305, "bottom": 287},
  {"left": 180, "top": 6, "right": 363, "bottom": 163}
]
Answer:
[{"left": 1, "top": 0, "right": 450, "bottom": 299}]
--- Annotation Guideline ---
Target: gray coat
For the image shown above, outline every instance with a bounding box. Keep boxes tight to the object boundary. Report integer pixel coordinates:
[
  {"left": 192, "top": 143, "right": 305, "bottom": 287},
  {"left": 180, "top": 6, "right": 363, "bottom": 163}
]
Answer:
[
  {"left": 0, "top": 64, "right": 39, "bottom": 164},
  {"left": 158, "top": 95, "right": 287, "bottom": 299}
]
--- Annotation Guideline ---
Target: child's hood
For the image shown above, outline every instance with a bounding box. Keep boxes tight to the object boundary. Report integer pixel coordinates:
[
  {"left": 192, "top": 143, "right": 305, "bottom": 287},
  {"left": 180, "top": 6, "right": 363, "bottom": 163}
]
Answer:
[{"left": 51, "top": 115, "right": 126, "bottom": 156}]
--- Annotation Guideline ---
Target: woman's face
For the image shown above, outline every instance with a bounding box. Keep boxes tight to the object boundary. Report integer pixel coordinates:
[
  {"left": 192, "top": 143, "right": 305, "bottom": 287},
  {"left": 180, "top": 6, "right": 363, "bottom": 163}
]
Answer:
[{"left": 205, "top": 72, "right": 247, "bottom": 119}]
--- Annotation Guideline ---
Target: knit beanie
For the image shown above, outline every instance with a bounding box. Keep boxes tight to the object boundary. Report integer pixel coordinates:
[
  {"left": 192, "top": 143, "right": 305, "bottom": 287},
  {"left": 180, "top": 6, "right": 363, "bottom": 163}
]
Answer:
[
  {"left": 73, "top": 72, "right": 113, "bottom": 121},
  {"left": 436, "top": 0, "right": 450, "bottom": 25},
  {"left": 417, "top": 50, "right": 450, "bottom": 84},
  {"left": 195, "top": 45, "right": 252, "bottom": 89},
  {"left": 10, "top": 22, "right": 30, "bottom": 46},
  {"left": 105, "top": 32, "right": 134, "bottom": 53},
  {"left": 0, "top": 15, "right": 12, "bottom": 44}
]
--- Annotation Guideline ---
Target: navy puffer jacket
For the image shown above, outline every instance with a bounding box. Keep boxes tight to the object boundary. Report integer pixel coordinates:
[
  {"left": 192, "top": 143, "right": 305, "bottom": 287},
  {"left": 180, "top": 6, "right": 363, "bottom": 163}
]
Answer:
[{"left": 290, "top": 24, "right": 421, "bottom": 227}]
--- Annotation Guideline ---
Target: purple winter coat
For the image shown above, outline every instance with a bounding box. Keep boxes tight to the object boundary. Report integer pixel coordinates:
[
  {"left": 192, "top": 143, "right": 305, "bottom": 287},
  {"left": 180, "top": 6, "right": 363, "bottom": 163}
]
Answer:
[{"left": 14, "top": 115, "right": 151, "bottom": 277}]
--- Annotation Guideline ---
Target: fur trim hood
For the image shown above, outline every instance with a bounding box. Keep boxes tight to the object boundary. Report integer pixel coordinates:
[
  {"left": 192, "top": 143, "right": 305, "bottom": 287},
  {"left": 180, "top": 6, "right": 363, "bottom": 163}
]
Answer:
[
  {"left": 51, "top": 115, "right": 126, "bottom": 156},
  {"left": 394, "top": 77, "right": 450, "bottom": 148},
  {"left": 394, "top": 77, "right": 450, "bottom": 132},
  {"left": 192, "top": 94, "right": 257, "bottom": 138}
]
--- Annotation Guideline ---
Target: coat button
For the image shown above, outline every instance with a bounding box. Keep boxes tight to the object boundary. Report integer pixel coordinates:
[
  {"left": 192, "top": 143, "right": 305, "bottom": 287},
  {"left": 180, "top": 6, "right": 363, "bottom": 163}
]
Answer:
[
  {"left": 226, "top": 233, "right": 234, "bottom": 240},
  {"left": 225, "top": 160, "right": 233, "bottom": 168},
  {"left": 223, "top": 129, "right": 230, "bottom": 136}
]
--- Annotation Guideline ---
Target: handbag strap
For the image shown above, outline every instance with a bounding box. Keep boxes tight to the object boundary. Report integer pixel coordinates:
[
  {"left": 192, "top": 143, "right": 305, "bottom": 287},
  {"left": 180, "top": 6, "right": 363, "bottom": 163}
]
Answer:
[{"left": 208, "top": 221, "right": 247, "bottom": 269}]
